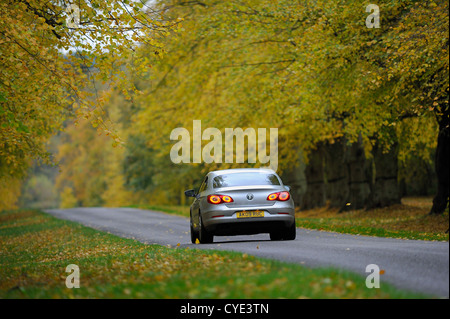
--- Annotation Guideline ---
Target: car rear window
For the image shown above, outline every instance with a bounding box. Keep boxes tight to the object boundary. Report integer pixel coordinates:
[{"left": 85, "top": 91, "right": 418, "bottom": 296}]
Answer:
[{"left": 212, "top": 173, "right": 281, "bottom": 188}]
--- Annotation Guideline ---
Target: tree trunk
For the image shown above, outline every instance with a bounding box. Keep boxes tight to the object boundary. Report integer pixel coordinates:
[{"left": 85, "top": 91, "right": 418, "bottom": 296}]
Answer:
[
  {"left": 429, "top": 117, "right": 450, "bottom": 215},
  {"left": 302, "top": 144, "right": 327, "bottom": 209},
  {"left": 324, "top": 138, "right": 350, "bottom": 209},
  {"left": 346, "top": 135, "right": 372, "bottom": 210},
  {"left": 367, "top": 141, "right": 401, "bottom": 208}
]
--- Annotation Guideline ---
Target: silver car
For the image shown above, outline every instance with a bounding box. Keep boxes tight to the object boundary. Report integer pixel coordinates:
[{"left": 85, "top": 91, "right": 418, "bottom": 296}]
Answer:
[{"left": 185, "top": 168, "right": 296, "bottom": 243}]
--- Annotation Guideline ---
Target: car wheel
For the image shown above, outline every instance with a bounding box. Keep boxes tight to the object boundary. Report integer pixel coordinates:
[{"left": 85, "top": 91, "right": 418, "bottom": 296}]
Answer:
[
  {"left": 190, "top": 212, "right": 198, "bottom": 244},
  {"left": 199, "top": 213, "right": 213, "bottom": 244},
  {"left": 270, "top": 231, "right": 283, "bottom": 241},
  {"left": 284, "top": 221, "right": 296, "bottom": 240},
  {"left": 270, "top": 220, "right": 296, "bottom": 241}
]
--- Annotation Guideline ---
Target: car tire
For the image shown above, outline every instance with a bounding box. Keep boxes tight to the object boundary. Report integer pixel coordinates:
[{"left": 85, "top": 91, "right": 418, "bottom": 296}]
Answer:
[
  {"left": 284, "top": 221, "right": 296, "bottom": 240},
  {"left": 270, "top": 220, "right": 296, "bottom": 241},
  {"left": 270, "top": 231, "right": 283, "bottom": 241},
  {"left": 190, "top": 212, "right": 198, "bottom": 244},
  {"left": 199, "top": 213, "right": 213, "bottom": 244}
]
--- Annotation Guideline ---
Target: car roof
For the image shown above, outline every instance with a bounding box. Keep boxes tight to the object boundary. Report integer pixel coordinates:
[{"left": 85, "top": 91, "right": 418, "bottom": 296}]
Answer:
[{"left": 208, "top": 168, "right": 277, "bottom": 177}]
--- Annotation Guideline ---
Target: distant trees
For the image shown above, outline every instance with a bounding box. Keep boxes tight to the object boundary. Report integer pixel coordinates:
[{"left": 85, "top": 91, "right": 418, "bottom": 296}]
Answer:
[{"left": 0, "top": 0, "right": 178, "bottom": 209}]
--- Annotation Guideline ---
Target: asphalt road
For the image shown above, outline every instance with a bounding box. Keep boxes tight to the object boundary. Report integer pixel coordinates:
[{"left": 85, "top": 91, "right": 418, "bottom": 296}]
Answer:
[{"left": 45, "top": 207, "right": 449, "bottom": 298}]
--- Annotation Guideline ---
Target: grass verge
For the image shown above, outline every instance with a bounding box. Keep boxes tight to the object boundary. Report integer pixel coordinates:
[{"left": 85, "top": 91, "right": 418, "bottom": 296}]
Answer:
[
  {"left": 296, "top": 197, "right": 448, "bottom": 241},
  {"left": 0, "top": 209, "right": 428, "bottom": 298}
]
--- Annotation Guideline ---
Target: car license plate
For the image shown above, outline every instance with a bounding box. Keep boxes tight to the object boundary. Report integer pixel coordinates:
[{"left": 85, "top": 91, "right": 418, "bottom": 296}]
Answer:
[{"left": 236, "top": 210, "right": 264, "bottom": 218}]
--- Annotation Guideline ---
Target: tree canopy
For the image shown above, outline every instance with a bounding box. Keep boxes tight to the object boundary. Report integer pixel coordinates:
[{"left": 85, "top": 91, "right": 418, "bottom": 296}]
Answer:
[
  {"left": 2, "top": 0, "right": 448, "bottom": 213},
  {"left": 132, "top": 0, "right": 446, "bottom": 169}
]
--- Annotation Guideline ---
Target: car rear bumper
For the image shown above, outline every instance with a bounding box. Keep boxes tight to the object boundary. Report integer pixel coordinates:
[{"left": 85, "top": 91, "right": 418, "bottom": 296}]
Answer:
[{"left": 202, "top": 203, "right": 295, "bottom": 236}]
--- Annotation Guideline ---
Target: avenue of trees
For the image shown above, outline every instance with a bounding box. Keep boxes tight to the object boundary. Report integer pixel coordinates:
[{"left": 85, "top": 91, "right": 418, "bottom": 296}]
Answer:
[{"left": 1, "top": 0, "right": 448, "bottom": 216}]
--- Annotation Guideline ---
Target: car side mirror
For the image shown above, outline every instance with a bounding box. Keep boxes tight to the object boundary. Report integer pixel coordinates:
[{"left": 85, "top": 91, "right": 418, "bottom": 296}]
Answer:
[
  {"left": 285, "top": 185, "right": 291, "bottom": 192},
  {"left": 184, "top": 189, "right": 196, "bottom": 197}
]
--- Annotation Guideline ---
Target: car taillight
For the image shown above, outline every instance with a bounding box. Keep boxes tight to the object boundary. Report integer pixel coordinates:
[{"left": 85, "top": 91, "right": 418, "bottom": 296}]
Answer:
[
  {"left": 279, "top": 192, "right": 290, "bottom": 201},
  {"left": 207, "top": 195, "right": 234, "bottom": 204},
  {"left": 221, "top": 195, "right": 233, "bottom": 203},
  {"left": 208, "top": 195, "right": 222, "bottom": 204},
  {"left": 267, "top": 191, "right": 290, "bottom": 201},
  {"left": 267, "top": 193, "right": 278, "bottom": 201}
]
